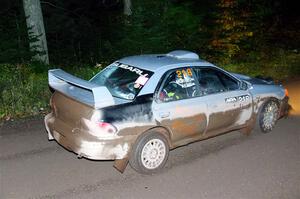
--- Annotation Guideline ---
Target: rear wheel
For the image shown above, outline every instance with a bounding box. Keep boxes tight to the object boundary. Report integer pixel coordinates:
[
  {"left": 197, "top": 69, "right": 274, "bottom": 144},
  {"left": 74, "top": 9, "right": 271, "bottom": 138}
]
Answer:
[
  {"left": 129, "top": 132, "right": 169, "bottom": 174},
  {"left": 257, "top": 100, "right": 279, "bottom": 133}
]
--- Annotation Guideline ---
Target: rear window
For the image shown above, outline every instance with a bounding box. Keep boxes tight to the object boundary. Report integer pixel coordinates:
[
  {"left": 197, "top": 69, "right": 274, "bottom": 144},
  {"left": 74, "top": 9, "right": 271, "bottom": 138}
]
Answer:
[{"left": 90, "top": 62, "right": 153, "bottom": 100}]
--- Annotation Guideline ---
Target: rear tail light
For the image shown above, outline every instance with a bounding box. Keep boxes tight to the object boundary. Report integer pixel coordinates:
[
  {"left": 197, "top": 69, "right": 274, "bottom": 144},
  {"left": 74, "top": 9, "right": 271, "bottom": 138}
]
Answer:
[
  {"left": 96, "top": 121, "right": 117, "bottom": 134},
  {"left": 85, "top": 110, "right": 118, "bottom": 138}
]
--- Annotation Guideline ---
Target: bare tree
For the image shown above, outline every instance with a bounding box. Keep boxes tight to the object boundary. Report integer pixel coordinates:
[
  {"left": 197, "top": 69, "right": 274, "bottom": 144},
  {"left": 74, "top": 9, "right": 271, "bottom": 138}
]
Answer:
[
  {"left": 23, "top": 0, "right": 49, "bottom": 64},
  {"left": 123, "top": 0, "right": 132, "bottom": 16}
]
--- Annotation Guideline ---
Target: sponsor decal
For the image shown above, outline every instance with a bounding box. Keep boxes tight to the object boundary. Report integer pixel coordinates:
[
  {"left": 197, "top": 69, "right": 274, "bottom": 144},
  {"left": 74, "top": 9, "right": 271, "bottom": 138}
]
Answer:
[
  {"left": 135, "top": 74, "right": 149, "bottom": 86},
  {"left": 225, "top": 97, "right": 238, "bottom": 103},
  {"left": 117, "top": 63, "right": 146, "bottom": 76},
  {"left": 116, "top": 62, "right": 150, "bottom": 88},
  {"left": 225, "top": 95, "right": 250, "bottom": 103}
]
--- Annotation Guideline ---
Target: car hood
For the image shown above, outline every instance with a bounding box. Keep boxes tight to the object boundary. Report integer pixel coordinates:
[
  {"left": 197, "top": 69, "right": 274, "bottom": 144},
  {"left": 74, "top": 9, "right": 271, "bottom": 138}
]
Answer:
[{"left": 231, "top": 73, "right": 275, "bottom": 85}]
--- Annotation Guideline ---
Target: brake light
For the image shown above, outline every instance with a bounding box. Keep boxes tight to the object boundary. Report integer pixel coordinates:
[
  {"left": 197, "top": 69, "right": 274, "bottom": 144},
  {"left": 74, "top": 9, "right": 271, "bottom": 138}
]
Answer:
[
  {"left": 96, "top": 121, "right": 117, "bottom": 134},
  {"left": 285, "top": 89, "right": 289, "bottom": 97}
]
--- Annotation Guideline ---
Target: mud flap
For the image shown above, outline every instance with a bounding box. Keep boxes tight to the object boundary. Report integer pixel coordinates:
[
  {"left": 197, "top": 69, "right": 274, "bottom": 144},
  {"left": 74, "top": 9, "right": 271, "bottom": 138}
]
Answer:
[
  {"left": 113, "top": 158, "right": 129, "bottom": 173},
  {"left": 241, "top": 117, "right": 255, "bottom": 136},
  {"left": 240, "top": 125, "right": 253, "bottom": 136}
]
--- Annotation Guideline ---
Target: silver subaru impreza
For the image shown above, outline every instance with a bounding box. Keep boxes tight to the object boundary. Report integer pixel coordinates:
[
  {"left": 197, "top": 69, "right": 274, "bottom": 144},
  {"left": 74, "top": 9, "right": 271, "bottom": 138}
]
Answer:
[{"left": 45, "top": 50, "right": 289, "bottom": 174}]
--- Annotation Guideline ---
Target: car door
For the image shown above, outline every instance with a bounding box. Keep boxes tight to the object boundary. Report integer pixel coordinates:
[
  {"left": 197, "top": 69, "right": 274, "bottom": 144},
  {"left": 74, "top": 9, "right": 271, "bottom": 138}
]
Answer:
[
  {"left": 193, "top": 67, "right": 252, "bottom": 136},
  {"left": 152, "top": 67, "right": 208, "bottom": 143}
]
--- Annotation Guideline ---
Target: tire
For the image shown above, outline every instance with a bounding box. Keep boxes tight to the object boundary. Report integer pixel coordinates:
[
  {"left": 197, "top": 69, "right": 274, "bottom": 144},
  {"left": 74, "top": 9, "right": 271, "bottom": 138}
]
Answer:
[
  {"left": 256, "top": 99, "right": 279, "bottom": 133},
  {"left": 129, "top": 132, "right": 169, "bottom": 174}
]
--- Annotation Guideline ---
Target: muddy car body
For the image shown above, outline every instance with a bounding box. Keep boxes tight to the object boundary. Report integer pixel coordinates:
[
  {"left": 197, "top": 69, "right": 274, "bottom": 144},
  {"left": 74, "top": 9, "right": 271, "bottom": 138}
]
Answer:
[{"left": 45, "top": 50, "right": 289, "bottom": 173}]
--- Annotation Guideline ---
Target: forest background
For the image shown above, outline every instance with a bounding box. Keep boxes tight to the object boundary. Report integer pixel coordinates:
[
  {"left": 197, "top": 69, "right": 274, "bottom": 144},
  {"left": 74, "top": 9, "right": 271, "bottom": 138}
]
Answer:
[{"left": 0, "top": 0, "right": 299, "bottom": 120}]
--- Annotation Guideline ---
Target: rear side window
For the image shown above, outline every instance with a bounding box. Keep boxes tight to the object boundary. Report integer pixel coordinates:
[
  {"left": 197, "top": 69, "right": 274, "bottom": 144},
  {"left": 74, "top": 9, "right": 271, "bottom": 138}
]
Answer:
[
  {"left": 193, "top": 68, "right": 239, "bottom": 96},
  {"left": 91, "top": 62, "right": 153, "bottom": 100},
  {"left": 158, "top": 68, "right": 199, "bottom": 102}
]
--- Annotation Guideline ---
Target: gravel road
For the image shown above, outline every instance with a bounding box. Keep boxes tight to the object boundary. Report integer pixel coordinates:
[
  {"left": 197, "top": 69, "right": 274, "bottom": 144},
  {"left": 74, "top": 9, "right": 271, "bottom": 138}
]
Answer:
[{"left": 1, "top": 80, "right": 299, "bottom": 199}]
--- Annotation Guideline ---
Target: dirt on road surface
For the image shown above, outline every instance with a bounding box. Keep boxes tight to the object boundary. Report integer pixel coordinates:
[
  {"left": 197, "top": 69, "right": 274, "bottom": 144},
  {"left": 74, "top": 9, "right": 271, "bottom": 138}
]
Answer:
[{"left": 1, "top": 80, "right": 300, "bottom": 199}]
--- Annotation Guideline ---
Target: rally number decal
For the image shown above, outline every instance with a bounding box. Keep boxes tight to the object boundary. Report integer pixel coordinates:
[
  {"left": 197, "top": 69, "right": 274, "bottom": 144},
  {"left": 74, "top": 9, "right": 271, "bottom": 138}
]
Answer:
[{"left": 176, "top": 68, "right": 193, "bottom": 79}]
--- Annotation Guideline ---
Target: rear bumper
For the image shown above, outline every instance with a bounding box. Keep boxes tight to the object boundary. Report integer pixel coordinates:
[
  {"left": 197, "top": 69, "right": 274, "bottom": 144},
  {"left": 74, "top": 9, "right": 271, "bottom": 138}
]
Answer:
[{"left": 44, "top": 112, "right": 136, "bottom": 160}]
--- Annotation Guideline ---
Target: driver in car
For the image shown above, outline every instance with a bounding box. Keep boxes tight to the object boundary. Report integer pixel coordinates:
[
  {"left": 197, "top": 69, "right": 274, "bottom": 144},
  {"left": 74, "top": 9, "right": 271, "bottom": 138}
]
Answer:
[{"left": 160, "top": 70, "right": 197, "bottom": 101}]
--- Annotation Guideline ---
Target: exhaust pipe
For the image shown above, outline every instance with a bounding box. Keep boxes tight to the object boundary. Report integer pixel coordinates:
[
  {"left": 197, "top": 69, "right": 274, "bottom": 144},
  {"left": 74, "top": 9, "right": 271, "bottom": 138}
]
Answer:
[{"left": 77, "top": 154, "right": 83, "bottom": 159}]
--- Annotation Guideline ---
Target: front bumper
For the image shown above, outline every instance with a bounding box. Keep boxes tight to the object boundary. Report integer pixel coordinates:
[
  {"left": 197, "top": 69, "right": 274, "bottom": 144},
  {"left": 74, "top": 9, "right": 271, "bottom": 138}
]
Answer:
[{"left": 44, "top": 113, "right": 136, "bottom": 160}]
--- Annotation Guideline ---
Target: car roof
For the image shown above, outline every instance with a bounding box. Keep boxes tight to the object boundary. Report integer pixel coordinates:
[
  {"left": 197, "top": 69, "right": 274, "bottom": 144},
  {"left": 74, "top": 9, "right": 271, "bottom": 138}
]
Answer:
[{"left": 117, "top": 50, "right": 214, "bottom": 72}]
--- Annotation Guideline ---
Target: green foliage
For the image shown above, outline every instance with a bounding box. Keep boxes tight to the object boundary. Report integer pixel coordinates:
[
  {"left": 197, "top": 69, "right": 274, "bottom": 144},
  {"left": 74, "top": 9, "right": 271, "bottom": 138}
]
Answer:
[
  {"left": 0, "top": 63, "right": 103, "bottom": 120},
  {"left": 0, "top": 0, "right": 299, "bottom": 120},
  {"left": 1, "top": 0, "right": 299, "bottom": 66},
  {"left": 117, "top": 0, "right": 168, "bottom": 55},
  {"left": 0, "top": 64, "right": 50, "bottom": 119},
  {"left": 116, "top": 0, "right": 205, "bottom": 56},
  {"left": 162, "top": 5, "right": 201, "bottom": 50},
  {"left": 210, "top": 0, "right": 253, "bottom": 64},
  {"left": 221, "top": 49, "right": 300, "bottom": 80},
  {"left": 0, "top": 0, "right": 33, "bottom": 63}
]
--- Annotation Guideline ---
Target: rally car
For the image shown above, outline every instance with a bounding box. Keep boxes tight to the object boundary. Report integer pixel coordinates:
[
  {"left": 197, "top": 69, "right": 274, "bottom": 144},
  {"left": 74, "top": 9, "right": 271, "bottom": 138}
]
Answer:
[{"left": 45, "top": 50, "right": 289, "bottom": 174}]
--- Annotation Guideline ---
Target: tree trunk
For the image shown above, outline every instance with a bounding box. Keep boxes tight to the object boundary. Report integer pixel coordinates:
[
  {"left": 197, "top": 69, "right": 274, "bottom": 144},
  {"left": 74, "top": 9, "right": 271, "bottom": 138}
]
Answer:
[
  {"left": 23, "top": 0, "right": 49, "bottom": 64},
  {"left": 123, "top": 0, "right": 132, "bottom": 16}
]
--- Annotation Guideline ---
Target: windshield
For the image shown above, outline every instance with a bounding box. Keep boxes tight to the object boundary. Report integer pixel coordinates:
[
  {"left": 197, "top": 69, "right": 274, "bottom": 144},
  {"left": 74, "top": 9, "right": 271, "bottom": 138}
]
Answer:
[{"left": 90, "top": 62, "right": 153, "bottom": 100}]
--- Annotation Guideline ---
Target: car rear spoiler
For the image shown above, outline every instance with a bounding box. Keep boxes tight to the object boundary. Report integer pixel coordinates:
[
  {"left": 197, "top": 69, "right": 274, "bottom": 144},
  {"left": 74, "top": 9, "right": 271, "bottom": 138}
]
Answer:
[{"left": 48, "top": 69, "right": 114, "bottom": 108}]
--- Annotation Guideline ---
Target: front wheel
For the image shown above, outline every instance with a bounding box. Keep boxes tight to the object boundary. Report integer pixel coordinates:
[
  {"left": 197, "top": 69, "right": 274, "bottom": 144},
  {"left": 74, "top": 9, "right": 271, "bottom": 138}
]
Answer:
[
  {"left": 129, "top": 132, "right": 169, "bottom": 174},
  {"left": 257, "top": 100, "right": 279, "bottom": 133}
]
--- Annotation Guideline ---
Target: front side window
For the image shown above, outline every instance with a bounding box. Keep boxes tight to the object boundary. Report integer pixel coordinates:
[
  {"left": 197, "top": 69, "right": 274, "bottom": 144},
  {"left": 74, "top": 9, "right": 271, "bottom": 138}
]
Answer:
[
  {"left": 158, "top": 68, "right": 198, "bottom": 102},
  {"left": 90, "top": 62, "right": 153, "bottom": 100},
  {"left": 193, "top": 68, "right": 239, "bottom": 96}
]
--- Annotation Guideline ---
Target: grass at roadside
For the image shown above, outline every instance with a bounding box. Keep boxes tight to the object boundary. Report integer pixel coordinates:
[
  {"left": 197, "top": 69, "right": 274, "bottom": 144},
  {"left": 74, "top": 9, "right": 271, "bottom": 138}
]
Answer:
[
  {"left": 221, "top": 50, "right": 300, "bottom": 81},
  {"left": 0, "top": 63, "right": 49, "bottom": 120},
  {"left": 0, "top": 63, "right": 102, "bottom": 121},
  {"left": 0, "top": 51, "right": 299, "bottom": 121}
]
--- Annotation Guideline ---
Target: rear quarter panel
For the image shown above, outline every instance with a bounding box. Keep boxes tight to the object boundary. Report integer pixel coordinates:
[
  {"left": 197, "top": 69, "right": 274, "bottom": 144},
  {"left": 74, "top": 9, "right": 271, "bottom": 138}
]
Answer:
[{"left": 100, "top": 94, "right": 157, "bottom": 137}]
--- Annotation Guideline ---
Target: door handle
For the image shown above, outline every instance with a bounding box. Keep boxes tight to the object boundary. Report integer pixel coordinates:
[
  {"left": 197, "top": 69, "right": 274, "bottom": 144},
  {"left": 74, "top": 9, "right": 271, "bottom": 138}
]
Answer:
[{"left": 159, "top": 111, "right": 170, "bottom": 118}]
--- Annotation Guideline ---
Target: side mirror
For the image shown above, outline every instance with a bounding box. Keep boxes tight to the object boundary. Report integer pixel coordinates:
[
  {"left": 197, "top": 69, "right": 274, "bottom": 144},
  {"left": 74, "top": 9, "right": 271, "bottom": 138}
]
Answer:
[{"left": 240, "top": 80, "right": 249, "bottom": 90}]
